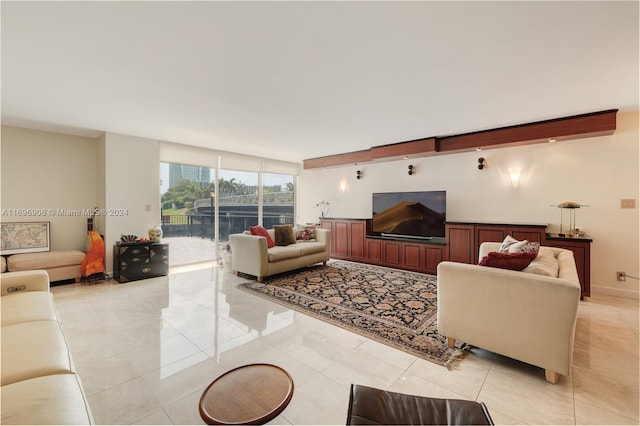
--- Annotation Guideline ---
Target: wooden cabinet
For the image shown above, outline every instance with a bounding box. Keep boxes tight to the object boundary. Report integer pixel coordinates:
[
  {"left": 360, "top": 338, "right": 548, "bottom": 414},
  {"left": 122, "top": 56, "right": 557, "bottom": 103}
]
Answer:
[
  {"left": 446, "top": 222, "right": 546, "bottom": 264},
  {"left": 113, "top": 242, "right": 169, "bottom": 283},
  {"left": 320, "top": 218, "right": 366, "bottom": 260},
  {"left": 320, "top": 218, "right": 446, "bottom": 274},
  {"left": 546, "top": 234, "right": 592, "bottom": 298},
  {"left": 322, "top": 219, "right": 591, "bottom": 297}
]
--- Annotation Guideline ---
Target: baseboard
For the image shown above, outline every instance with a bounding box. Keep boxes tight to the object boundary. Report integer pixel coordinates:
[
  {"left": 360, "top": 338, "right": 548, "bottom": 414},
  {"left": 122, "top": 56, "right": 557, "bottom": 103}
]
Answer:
[{"left": 591, "top": 285, "right": 639, "bottom": 300}]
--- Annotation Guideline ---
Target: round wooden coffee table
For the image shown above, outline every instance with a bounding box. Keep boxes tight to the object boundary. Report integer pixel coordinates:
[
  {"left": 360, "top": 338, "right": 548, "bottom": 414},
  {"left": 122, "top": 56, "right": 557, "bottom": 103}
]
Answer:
[{"left": 199, "top": 363, "right": 294, "bottom": 425}]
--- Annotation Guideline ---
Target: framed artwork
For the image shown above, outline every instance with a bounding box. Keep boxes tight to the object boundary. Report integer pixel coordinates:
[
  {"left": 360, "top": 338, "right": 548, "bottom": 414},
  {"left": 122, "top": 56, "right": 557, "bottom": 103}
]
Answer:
[{"left": 0, "top": 221, "right": 51, "bottom": 255}]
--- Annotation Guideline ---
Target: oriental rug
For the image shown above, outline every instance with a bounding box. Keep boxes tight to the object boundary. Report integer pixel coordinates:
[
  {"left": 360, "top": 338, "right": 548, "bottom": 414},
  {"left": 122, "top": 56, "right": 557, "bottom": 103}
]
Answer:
[{"left": 237, "top": 260, "right": 465, "bottom": 368}]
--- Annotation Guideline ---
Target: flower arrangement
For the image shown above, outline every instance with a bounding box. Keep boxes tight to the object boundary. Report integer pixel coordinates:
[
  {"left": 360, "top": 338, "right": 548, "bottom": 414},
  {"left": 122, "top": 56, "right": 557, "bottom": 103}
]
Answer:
[{"left": 316, "top": 200, "right": 330, "bottom": 217}]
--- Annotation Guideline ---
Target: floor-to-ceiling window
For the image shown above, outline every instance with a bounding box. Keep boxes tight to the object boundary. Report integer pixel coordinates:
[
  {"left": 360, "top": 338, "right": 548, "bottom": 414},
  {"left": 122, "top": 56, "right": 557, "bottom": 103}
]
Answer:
[
  {"left": 262, "top": 173, "right": 295, "bottom": 228},
  {"left": 159, "top": 156, "right": 296, "bottom": 267},
  {"left": 160, "top": 162, "right": 218, "bottom": 266},
  {"left": 217, "top": 169, "right": 259, "bottom": 241}
]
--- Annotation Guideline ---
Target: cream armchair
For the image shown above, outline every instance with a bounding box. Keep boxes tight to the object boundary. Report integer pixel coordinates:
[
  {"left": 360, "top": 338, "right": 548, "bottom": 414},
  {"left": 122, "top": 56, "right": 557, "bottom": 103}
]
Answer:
[{"left": 437, "top": 242, "right": 581, "bottom": 384}]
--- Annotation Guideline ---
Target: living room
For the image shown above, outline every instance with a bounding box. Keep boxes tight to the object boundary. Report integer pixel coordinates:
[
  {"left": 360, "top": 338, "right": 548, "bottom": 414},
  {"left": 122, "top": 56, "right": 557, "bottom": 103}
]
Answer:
[{"left": 1, "top": 1, "right": 639, "bottom": 425}]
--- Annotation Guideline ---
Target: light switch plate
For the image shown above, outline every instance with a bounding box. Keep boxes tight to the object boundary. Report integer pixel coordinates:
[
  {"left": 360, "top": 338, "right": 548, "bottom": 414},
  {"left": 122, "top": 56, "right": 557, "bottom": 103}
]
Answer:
[{"left": 621, "top": 199, "right": 636, "bottom": 209}]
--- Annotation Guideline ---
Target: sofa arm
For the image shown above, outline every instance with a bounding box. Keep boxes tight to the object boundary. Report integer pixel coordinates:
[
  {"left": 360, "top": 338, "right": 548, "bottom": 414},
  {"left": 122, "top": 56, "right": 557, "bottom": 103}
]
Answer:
[
  {"left": 437, "top": 261, "right": 580, "bottom": 376},
  {"left": 229, "top": 233, "right": 269, "bottom": 280},
  {"left": 314, "top": 228, "right": 330, "bottom": 247},
  {"left": 1, "top": 270, "right": 50, "bottom": 296}
]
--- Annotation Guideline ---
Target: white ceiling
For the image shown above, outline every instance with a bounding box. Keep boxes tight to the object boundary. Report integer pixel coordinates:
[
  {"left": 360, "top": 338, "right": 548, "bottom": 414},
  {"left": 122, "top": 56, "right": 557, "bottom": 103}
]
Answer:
[{"left": 1, "top": 1, "right": 638, "bottom": 163}]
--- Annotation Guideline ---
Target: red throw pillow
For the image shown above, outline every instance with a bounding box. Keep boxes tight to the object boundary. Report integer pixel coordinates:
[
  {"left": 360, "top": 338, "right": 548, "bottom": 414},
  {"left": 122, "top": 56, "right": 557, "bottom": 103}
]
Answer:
[
  {"left": 249, "top": 226, "right": 275, "bottom": 248},
  {"left": 478, "top": 251, "right": 537, "bottom": 271}
]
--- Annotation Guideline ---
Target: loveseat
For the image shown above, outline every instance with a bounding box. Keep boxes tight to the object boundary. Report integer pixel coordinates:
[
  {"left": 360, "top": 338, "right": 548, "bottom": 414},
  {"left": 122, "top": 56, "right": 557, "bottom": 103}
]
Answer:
[
  {"left": 437, "top": 242, "right": 581, "bottom": 384},
  {"left": 229, "top": 227, "right": 330, "bottom": 282},
  {"left": 1, "top": 270, "right": 94, "bottom": 424}
]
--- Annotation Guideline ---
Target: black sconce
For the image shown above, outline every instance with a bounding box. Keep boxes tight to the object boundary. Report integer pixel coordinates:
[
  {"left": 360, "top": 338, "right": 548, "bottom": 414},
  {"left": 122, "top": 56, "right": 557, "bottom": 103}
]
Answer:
[
  {"left": 477, "top": 158, "right": 486, "bottom": 170},
  {"left": 356, "top": 170, "right": 363, "bottom": 180},
  {"left": 408, "top": 165, "right": 415, "bottom": 176}
]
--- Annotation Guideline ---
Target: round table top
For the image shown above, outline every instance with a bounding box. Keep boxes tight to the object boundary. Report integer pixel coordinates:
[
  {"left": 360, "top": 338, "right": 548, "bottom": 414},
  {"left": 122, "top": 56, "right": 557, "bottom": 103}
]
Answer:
[{"left": 199, "top": 363, "right": 294, "bottom": 425}]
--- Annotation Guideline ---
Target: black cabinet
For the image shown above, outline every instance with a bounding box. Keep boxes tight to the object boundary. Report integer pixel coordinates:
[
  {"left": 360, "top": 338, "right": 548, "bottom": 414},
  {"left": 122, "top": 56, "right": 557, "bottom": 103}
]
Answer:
[{"left": 113, "top": 242, "right": 169, "bottom": 283}]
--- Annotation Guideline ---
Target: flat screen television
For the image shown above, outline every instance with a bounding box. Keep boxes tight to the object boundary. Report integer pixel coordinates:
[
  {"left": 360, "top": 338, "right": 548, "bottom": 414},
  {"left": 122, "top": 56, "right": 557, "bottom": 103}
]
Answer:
[{"left": 372, "top": 191, "right": 446, "bottom": 239}]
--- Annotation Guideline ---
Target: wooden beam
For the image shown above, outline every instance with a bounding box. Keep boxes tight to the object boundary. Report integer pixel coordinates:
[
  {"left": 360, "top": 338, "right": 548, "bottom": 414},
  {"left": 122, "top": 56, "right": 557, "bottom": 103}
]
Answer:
[
  {"left": 302, "top": 149, "right": 373, "bottom": 169},
  {"left": 438, "top": 109, "right": 617, "bottom": 153},
  {"left": 370, "top": 138, "right": 438, "bottom": 159},
  {"left": 302, "top": 109, "right": 618, "bottom": 169}
]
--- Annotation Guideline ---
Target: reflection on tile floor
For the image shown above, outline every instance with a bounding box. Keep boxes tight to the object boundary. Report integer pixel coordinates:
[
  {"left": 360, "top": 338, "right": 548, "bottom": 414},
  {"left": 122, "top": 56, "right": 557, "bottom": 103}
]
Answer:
[{"left": 51, "top": 263, "right": 640, "bottom": 425}]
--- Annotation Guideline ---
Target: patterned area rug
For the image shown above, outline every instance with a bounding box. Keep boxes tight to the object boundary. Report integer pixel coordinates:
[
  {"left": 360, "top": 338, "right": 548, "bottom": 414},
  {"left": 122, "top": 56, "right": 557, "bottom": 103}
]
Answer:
[{"left": 237, "top": 260, "right": 465, "bottom": 368}]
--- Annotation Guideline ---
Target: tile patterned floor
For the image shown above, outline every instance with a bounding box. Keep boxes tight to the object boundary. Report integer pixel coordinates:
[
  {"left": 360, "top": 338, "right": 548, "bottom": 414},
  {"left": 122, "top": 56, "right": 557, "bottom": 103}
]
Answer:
[{"left": 51, "top": 262, "right": 639, "bottom": 425}]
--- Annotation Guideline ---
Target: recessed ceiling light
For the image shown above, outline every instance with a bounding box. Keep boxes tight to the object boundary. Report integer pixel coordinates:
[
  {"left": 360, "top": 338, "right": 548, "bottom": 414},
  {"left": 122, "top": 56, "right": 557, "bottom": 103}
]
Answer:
[
  {"left": 475, "top": 147, "right": 482, "bottom": 152},
  {"left": 548, "top": 138, "right": 557, "bottom": 143}
]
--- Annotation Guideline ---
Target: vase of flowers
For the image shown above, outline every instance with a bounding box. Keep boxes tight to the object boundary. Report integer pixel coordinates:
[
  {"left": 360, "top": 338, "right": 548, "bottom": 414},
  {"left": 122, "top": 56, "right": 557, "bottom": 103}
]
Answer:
[{"left": 316, "top": 200, "right": 330, "bottom": 217}]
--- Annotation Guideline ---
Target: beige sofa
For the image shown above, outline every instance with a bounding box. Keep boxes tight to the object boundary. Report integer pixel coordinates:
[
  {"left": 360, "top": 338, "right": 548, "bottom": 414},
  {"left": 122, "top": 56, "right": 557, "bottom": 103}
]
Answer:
[
  {"left": 1, "top": 270, "right": 94, "bottom": 424},
  {"left": 2, "top": 250, "right": 86, "bottom": 282},
  {"left": 437, "top": 242, "right": 581, "bottom": 384},
  {"left": 229, "top": 228, "right": 330, "bottom": 282}
]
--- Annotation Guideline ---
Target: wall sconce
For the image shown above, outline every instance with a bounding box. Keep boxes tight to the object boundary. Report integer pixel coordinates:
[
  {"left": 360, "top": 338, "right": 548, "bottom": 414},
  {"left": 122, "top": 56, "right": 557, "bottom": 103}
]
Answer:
[
  {"left": 356, "top": 170, "right": 363, "bottom": 180},
  {"left": 408, "top": 165, "right": 415, "bottom": 175},
  {"left": 477, "top": 158, "right": 486, "bottom": 170},
  {"left": 509, "top": 168, "right": 522, "bottom": 188},
  {"left": 339, "top": 178, "right": 349, "bottom": 193}
]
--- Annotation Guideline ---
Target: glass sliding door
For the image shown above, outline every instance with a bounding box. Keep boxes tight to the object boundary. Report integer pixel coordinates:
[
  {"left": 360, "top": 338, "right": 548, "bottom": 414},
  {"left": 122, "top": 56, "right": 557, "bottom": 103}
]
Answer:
[
  {"left": 160, "top": 160, "right": 296, "bottom": 268},
  {"left": 262, "top": 173, "right": 295, "bottom": 228},
  {"left": 217, "top": 169, "right": 259, "bottom": 242},
  {"left": 160, "top": 162, "right": 217, "bottom": 266}
]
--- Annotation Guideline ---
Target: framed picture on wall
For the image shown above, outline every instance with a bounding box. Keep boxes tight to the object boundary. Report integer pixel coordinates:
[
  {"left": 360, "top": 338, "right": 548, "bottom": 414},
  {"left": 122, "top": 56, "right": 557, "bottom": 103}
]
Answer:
[{"left": 0, "top": 221, "right": 51, "bottom": 255}]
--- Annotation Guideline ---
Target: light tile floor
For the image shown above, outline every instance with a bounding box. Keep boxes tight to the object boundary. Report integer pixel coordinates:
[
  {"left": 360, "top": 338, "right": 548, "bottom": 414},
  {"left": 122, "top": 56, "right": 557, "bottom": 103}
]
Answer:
[{"left": 51, "top": 262, "right": 639, "bottom": 425}]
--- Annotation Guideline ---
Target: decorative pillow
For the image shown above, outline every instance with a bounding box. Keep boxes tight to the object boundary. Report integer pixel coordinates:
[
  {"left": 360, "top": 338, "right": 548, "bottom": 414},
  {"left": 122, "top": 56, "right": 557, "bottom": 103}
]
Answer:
[
  {"left": 479, "top": 251, "right": 537, "bottom": 271},
  {"left": 274, "top": 225, "right": 296, "bottom": 246},
  {"left": 296, "top": 225, "right": 316, "bottom": 241},
  {"left": 249, "top": 225, "right": 275, "bottom": 248},
  {"left": 499, "top": 235, "right": 540, "bottom": 256},
  {"left": 499, "top": 235, "right": 521, "bottom": 252}
]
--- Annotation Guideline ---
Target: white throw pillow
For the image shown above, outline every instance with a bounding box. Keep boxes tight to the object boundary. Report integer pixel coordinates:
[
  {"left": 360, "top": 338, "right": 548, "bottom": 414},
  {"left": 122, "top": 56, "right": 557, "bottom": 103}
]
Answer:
[{"left": 523, "top": 247, "right": 559, "bottom": 277}]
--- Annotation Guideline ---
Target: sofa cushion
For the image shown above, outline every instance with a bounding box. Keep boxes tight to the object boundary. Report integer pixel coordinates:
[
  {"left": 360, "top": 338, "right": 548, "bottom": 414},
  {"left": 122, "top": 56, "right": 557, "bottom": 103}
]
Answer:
[
  {"left": 1, "top": 374, "right": 93, "bottom": 425},
  {"left": 1, "top": 321, "right": 75, "bottom": 386},
  {"left": 267, "top": 246, "right": 303, "bottom": 262},
  {"left": 479, "top": 251, "right": 537, "bottom": 271},
  {"left": 523, "top": 247, "right": 560, "bottom": 277},
  {"left": 1, "top": 291, "right": 59, "bottom": 326},
  {"left": 7, "top": 250, "right": 85, "bottom": 272},
  {"left": 297, "top": 241, "right": 326, "bottom": 256},
  {"left": 274, "top": 225, "right": 296, "bottom": 246},
  {"left": 249, "top": 226, "right": 275, "bottom": 248}
]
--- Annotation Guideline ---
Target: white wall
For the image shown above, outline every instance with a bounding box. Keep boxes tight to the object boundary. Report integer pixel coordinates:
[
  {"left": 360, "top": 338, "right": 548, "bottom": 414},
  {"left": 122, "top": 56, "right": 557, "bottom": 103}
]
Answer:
[
  {"left": 0, "top": 126, "right": 100, "bottom": 251},
  {"left": 103, "top": 132, "right": 160, "bottom": 272},
  {"left": 298, "top": 111, "right": 640, "bottom": 298}
]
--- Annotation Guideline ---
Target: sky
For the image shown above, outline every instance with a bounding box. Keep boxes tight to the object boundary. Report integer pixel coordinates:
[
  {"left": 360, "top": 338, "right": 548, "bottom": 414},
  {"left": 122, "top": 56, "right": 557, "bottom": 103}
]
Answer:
[{"left": 159, "top": 163, "right": 293, "bottom": 194}]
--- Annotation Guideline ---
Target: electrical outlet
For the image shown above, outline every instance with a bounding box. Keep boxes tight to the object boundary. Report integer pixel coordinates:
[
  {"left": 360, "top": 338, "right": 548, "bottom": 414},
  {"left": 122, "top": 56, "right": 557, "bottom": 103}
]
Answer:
[
  {"left": 621, "top": 199, "right": 636, "bottom": 209},
  {"left": 617, "top": 271, "right": 626, "bottom": 281}
]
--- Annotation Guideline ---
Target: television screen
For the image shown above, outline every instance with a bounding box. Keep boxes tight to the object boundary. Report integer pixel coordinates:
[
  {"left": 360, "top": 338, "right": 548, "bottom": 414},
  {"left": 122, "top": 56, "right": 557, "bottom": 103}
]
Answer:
[{"left": 372, "top": 191, "right": 446, "bottom": 239}]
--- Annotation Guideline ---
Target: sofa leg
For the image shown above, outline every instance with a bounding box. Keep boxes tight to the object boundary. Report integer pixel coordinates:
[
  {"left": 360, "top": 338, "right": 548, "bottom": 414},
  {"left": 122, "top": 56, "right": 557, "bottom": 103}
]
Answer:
[
  {"left": 323, "top": 261, "right": 327, "bottom": 266},
  {"left": 545, "top": 370, "right": 560, "bottom": 384},
  {"left": 74, "top": 277, "right": 81, "bottom": 283},
  {"left": 446, "top": 337, "right": 455, "bottom": 349},
  {"left": 257, "top": 276, "right": 263, "bottom": 283}
]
